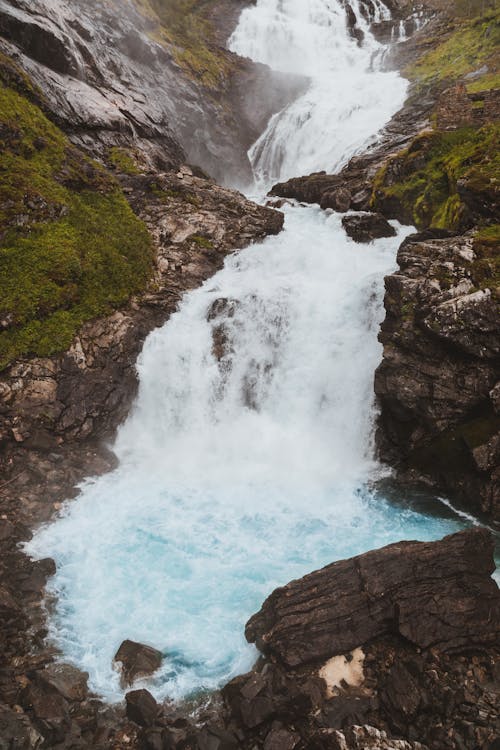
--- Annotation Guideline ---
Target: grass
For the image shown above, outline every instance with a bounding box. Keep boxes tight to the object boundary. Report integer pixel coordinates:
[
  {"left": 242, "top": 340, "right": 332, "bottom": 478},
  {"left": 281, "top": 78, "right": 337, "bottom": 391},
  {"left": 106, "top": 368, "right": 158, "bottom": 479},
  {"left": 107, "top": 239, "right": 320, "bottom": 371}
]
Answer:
[
  {"left": 406, "top": 10, "right": 500, "bottom": 85},
  {"left": 371, "top": 125, "right": 499, "bottom": 231},
  {"left": 0, "top": 79, "right": 154, "bottom": 369}
]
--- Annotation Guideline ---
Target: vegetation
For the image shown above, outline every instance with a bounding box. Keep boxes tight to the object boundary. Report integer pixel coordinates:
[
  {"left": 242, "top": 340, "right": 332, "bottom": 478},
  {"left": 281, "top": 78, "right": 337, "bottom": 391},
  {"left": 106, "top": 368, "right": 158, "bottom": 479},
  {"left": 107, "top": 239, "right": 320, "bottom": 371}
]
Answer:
[
  {"left": 0, "top": 73, "right": 154, "bottom": 369},
  {"left": 406, "top": 10, "right": 499, "bottom": 86},
  {"left": 371, "top": 125, "right": 499, "bottom": 231},
  {"left": 108, "top": 147, "right": 140, "bottom": 175},
  {"left": 136, "top": 0, "right": 231, "bottom": 89}
]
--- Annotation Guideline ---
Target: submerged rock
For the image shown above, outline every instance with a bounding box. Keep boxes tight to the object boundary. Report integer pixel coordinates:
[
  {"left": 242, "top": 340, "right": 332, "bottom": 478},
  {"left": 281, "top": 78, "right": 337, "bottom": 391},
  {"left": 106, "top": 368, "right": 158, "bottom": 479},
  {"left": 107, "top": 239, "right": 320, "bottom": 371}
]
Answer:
[
  {"left": 114, "top": 640, "right": 163, "bottom": 685},
  {"left": 342, "top": 213, "right": 396, "bottom": 243}
]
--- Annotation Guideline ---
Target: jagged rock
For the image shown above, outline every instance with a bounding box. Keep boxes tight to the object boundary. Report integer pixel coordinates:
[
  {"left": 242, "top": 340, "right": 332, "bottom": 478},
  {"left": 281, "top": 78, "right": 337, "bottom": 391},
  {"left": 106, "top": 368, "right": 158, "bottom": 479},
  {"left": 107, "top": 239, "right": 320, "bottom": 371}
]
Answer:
[
  {"left": 342, "top": 213, "right": 396, "bottom": 243},
  {"left": 264, "top": 727, "right": 301, "bottom": 750},
  {"left": 246, "top": 529, "right": 499, "bottom": 667},
  {"left": 37, "top": 663, "right": 88, "bottom": 702},
  {"left": 0, "top": 703, "right": 43, "bottom": 750},
  {"left": 321, "top": 187, "right": 352, "bottom": 212},
  {"left": 125, "top": 689, "right": 158, "bottom": 727},
  {"left": 309, "top": 725, "right": 428, "bottom": 749},
  {"left": 114, "top": 640, "right": 163, "bottom": 685},
  {"left": 375, "top": 232, "right": 500, "bottom": 518}
]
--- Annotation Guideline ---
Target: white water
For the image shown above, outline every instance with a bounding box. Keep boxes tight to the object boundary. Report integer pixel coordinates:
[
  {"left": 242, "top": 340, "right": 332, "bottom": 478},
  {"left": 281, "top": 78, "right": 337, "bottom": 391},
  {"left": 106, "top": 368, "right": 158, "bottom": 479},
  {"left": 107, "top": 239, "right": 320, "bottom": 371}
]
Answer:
[
  {"left": 28, "top": 0, "right": 472, "bottom": 702},
  {"left": 228, "top": 0, "right": 406, "bottom": 184}
]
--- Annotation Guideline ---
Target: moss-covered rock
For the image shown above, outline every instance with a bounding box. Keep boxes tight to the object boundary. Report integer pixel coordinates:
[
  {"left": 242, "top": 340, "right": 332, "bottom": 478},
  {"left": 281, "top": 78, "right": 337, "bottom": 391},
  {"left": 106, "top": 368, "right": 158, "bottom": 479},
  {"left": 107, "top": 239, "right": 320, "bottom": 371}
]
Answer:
[
  {"left": 371, "top": 124, "right": 499, "bottom": 231},
  {"left": 0, "top": 79, "right": 154, "bottom": 369},
  {"left": 405, "top": 10, "right": 499, "bottom": 86}
]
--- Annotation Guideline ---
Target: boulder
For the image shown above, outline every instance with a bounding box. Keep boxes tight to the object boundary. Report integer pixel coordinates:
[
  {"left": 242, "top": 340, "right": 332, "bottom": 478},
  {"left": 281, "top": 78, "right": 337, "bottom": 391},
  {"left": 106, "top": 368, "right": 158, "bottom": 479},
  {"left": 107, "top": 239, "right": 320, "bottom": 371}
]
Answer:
[
  {"left": 125, "top": 689, "right": 158, "bottom": 727},
  {"left": 342, "top": 213, "right": 396, "bottom": 243},
  {"left": 320, "top": 187, "right": 352, "bottom": 212},
  {"left": 114, "top": 640, "right": 163, "bottom": 685},
  {"left": 245, "top": 529, "right": 500, "bottom": 667},
  {"left": 37, "top": 663, "right": 88, "bottom": 702}
]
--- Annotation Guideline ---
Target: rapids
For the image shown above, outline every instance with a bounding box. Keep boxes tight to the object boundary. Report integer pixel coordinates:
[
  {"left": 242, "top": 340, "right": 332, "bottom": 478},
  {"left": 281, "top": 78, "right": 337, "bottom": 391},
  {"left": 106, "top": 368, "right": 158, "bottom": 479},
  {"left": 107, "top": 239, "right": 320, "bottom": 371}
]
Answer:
[{"left": 27, "top": 0, "right": 475, "bottom": 702}]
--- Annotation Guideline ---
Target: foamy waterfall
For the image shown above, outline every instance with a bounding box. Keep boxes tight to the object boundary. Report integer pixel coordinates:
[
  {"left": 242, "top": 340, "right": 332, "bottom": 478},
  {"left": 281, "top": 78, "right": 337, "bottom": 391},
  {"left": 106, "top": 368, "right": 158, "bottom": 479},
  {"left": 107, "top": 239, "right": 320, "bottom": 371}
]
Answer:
[
  {"left": 26, "top": 0, "right": 466, "bottom": 702},
  {"left": 229, "top": 0, "right": 406, "bottom": 184}
]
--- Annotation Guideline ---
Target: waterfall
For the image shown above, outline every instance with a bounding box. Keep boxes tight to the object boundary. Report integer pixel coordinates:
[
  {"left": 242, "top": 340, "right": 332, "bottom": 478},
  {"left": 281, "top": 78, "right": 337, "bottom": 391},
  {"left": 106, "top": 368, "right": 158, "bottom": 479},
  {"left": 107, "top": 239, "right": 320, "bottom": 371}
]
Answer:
[
  {"left": 228, "top": 0, "right": 406, "bottom": 184},
  {"left": 26, "top": 0, "right": 467, "bottom": 702}
]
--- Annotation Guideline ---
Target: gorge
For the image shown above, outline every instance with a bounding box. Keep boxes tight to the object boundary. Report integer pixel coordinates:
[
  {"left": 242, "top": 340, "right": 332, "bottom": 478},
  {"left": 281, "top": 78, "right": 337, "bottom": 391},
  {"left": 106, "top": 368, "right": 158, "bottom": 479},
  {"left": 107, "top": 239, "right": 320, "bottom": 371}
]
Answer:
[{"left": 0, "top": 0, "right": 498, "bottom": 749}]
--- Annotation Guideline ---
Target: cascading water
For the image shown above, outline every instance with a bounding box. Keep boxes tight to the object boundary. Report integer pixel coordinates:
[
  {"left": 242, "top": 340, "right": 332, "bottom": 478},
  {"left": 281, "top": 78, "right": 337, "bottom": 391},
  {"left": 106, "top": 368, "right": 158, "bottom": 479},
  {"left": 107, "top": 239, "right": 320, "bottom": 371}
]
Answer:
[
  {"left": 28, "top": 0, "right": 473, "bottom": 702},
  {"left": 228, "top": 0, "right": 403, "bottom": 184}
]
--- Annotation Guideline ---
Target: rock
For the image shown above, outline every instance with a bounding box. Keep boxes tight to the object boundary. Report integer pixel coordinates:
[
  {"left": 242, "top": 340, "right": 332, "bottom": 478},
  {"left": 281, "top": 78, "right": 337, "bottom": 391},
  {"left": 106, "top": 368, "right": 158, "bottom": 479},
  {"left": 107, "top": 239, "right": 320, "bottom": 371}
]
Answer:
[
  {"left": 342, "top": 213, "right": 396, "bottom": 243},
  {"left": 245, "top": 529, "right": 500, "bottom": 667},
  {"left": 37, "top": 663, "right": 88, "bottom": 702},
  {"left": 114, "top": 640, "right": 163, "bottom": 685},
  {"left": 264, "top": 727, "right": 301, "bottom": 750},
  {"left": 125, "top": 689, "right": 158, "bottom": 727},
  {"left": 375, "top": 232, "right": 500, "bottom": 519},
  {"left": 320, "top": 187, "right": 352, "bottom": 212},
  {"left": 0, "top": 703, "right": 43, "bottom": 750},
  {"left": 309, "top": 725, "right": 428, "bottom": 749}
]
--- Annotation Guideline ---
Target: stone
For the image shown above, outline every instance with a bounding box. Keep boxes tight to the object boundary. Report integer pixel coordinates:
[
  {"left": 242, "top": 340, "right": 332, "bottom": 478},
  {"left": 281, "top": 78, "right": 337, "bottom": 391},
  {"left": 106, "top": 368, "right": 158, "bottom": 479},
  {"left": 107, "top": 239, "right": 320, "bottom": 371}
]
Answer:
[
  {"left": 114, "top": 640, "right": 163, "bottom": 685},
  {"left": 341, "top": 213, "right": 396, "bottom": 243},
  {"left": 37, "top": 663, "right": 88, "bottom": 702},
  {"left": 375, "top": 232, "right": 500, "bottom": 519},
  {"left": 320, "top": 187, "right": 352, "bottom": 212},
  {"left": 264, "top": 728, "right": 301, "bottom": 750},
  {"left": 245, "top": 529, "right": 500, "bottom": 667},
  {"left": 125, "top": 689, "right": 158, "bottom": 727}
]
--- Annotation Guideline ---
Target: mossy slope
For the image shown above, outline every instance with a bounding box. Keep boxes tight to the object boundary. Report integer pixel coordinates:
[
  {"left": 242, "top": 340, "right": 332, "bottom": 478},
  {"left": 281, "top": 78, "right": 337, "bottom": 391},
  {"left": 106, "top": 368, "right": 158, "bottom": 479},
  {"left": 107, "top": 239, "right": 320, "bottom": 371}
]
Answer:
[
  {"left": 135, "top": 0, "right": 232, "bottom": 90},
  {"left": 0, "top": 59, "right": 154, "bottom": 370},
  {"left": 372, "top": 5, "right": 499, "bottom": 236}
]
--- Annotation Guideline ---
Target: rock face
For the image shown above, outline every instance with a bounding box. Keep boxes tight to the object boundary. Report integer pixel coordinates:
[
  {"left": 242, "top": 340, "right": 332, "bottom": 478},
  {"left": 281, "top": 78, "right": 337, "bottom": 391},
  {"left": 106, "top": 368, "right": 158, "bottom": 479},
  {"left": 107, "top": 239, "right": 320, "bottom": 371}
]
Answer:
[
  {"left": 0, "top": 0, "right": 304, "bottom": 185},
  {"left": 375, "top": 232, "right": 500, "bottom": 519},
  {"left": 246, "top": 528, "right": 500, "bottom": 667},
  {"left": 342, "top": 213, "right": 396, "bottom": 243}
]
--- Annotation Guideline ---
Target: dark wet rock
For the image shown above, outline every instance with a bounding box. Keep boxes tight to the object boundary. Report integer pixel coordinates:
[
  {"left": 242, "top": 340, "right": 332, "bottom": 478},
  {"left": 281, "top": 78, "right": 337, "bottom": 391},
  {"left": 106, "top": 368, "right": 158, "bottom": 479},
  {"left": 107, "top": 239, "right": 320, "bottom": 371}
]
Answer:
[
  {"left": 0, "top": 703, "right": 43, "bottom": 750},
  {"left": 375, "top": 233, "right": 500, "bottom": 519},
  {"left": 37, "top": 663, "right": 88, "bottom": 702},
  {"left": 114, "top": 640, "right": 163, "bottom": 685},
  {"left": 21, "top": 678, "right": 70, "bottom": 744},
  {"left": 246, "top": 529, "right": 499, "bottom": 667},
  {"left": 320, "top": 187, "right": 352, "bottom": 212},
  {"left": 125, "top": 689, "right": 159, "bottom": 727},
  {"left": 342, "top": 213, "right": 396, "bottom": 243},
  {"left": 263, "top": 727, "right": 301, "bottom": 750}
]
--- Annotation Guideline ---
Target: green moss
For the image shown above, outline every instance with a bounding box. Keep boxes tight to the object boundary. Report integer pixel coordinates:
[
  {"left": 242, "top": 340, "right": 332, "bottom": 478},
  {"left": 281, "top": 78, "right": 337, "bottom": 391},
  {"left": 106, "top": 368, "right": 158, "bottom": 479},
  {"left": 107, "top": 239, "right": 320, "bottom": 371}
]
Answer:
[
  {"left": 135, "top": 0, "right": 231, "bottom": 90},
  {"left": 466, "top": 71, "right": 500, "bottom": 93},
  {"left": 406, "top": 11, "right": 500, "bottom": 85},
  {"left": 109, "top": 147, "right": 140, "bottom": 175},
  {"left": 191, "top": 234, "right": 213, "bottom": 249},
  {"left": 0, "top": 83, "right": 154, "bottom": 369},
  {"left": 372, "top": 125, "right": 499, "bottom": 231},
  {"left": 472, "top": 223, "right": 500, "bottom": 292}
]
